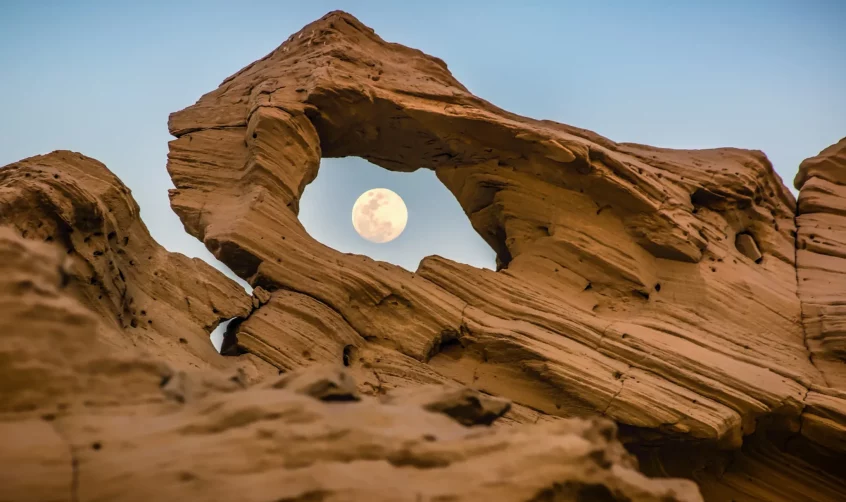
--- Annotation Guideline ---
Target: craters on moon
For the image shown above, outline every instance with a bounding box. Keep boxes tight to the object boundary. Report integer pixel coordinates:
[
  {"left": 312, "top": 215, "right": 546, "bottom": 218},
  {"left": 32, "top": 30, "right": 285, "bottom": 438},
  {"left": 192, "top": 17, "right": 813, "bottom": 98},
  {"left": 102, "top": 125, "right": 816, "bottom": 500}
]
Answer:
[{"left": 352, "top": 188, "right": 408, "bottom": 243}]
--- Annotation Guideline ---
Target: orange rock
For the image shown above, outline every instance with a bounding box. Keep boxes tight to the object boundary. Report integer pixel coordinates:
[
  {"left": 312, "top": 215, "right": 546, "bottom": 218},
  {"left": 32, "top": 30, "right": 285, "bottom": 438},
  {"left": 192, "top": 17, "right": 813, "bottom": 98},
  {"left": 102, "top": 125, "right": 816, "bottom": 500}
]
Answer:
[
  {"left": 796, "top": 138, "right": 846, "bottom": 388},
  {"left": 0, "top": 228, "right": 701, "bottom": 502},
  {"left": 0, "top": 9, "right": 844, "bottom": 501},
  {"left": 163, "top": 11, "right": 846, "bottom": 499},
  {"left": 0, "top": 151, "right": 274, "bottom": 381}
]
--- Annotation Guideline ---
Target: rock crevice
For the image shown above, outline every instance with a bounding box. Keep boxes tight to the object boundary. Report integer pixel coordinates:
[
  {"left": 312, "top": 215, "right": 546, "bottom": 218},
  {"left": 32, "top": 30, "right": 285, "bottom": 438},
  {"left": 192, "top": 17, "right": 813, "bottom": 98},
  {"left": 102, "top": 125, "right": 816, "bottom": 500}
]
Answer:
[{"left": 0, "top": 227, "right": 702, "bottom": 501}]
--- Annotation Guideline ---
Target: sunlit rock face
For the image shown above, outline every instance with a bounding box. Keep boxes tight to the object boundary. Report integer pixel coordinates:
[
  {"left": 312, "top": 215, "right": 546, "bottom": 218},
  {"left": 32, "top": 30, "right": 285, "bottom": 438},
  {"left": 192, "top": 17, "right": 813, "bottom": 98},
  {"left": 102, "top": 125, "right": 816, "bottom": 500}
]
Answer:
[
  {"left": 0, "top": 228, "right": 701, "bottom": 502},
  {"left": 0, "top": 151, "right": 273, "bottom": 380},
  {"left": 0, "top": 9, "right": 844, "bottom": 502},
  {"left": 795, "top": 138, "right": 846, "bottom": 389},
  {"left": 164, "top": 11, "right": 846, "bottom": 499}
]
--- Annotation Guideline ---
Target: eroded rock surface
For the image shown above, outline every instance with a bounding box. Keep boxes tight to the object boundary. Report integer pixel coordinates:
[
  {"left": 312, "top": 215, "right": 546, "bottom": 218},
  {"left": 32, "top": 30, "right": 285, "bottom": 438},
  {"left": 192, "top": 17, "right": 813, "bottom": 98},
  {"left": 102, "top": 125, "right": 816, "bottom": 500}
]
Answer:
[
  {"left": 1, "top": 9, "right": 844, "bottom": 501},
  {"left": 0, "top": 228, "right": 700, "bottom": 502},
  {"left": 165, "top": 10, "right": 845, "bottom": 500},
  {"left": 796, "top": 138, "right": 846, "bottom": 389},
  {"left": 0, "top": 151, "right": 274, "bottom": 380}
]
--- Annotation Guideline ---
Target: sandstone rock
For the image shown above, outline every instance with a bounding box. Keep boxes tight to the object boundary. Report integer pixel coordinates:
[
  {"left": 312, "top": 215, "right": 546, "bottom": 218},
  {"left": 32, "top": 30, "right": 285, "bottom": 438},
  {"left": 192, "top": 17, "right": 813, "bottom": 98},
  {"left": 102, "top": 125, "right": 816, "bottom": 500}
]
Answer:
[
  {"left": 0, "top": 418, "right": 73, "bottom": 502},
  {"left": 251, "top": 284, "right": 272, "bottom": 308},
  {"left": 0, "top": 226, "right": 168, "bottom": 416},
  {"left": 1, "top": 9, "right": 845, "bottom": 501},
  {"left": 383, "top": 385, "right": 512, "bottom": 426},
  {"left": 0, "top": 151, "right": 275, "bottom": 381},
  {"left": 735, "top": 232, "right": 763, "bottom": 263},
  {"left": 795, "top": 138, "right": 846, "bottom": 389},
  {"left": 164, "top": 11, "right": 846, "bottom": 499},
  {"left": 0, "top": 228, "right": 700, "bottom": 502},
  {"left": 265, "top": 364, "right": 360, "bottom": 401}
]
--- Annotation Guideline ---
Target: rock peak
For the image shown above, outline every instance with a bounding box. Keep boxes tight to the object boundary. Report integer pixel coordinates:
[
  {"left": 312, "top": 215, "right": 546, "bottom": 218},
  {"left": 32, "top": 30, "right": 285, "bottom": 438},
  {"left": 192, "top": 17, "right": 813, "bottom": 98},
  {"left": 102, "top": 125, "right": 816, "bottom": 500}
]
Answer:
[{"left": 795, "top": 136, "right": 846, "bottom": 189}]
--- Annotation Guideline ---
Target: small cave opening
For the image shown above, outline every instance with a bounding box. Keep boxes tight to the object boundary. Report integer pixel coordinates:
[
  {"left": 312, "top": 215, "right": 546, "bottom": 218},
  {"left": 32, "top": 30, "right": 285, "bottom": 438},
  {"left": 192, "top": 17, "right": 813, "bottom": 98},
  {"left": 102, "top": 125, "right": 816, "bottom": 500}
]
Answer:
[
  {"left": 342, "top": 344, "right": 354, "bottom": 367},
  {"left": 735, "top": 231, "right": 763, "bottom": 264},
  {"left": 298, "top": 157, "right": 497, "bottom": 272}
]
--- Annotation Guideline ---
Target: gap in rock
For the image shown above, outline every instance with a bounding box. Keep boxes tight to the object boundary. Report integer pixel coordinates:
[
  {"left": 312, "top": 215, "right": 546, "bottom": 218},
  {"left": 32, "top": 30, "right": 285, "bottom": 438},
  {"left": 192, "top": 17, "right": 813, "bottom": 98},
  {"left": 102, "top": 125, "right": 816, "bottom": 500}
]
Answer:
[
  {"left": 192, "top": 246, "right": 253, "bottom": 294},
  {"left": 299, "top": 157, "right": 497, "bottom": 272},
  {"left": 210, "top": 318, "right": 238, "bottom": 353},
  {"left": 169, "top": 238, "right": 251, "bottom": 354},
  {"left": 131, "top": 191, "right": 252, "bottom": 354}
]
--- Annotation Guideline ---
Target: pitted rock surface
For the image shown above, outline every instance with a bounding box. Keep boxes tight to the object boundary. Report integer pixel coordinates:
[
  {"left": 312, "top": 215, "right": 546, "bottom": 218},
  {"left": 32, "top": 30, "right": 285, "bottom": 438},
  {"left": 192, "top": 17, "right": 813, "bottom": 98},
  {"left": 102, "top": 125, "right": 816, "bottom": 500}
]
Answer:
[
  {"left": 0, "top": 228, "right": 701, "bottom": 502},
  {"left": 0, "top": 151, "right": 274, "bottom": 380}
]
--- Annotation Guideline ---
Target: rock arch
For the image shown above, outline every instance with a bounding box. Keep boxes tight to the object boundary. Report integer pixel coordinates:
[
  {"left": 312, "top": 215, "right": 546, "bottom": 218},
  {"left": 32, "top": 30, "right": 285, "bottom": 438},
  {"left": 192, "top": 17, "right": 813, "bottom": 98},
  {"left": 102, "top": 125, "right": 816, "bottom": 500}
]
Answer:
[{"left": 166, "top": 11, "right": 846, "bottom": 498}]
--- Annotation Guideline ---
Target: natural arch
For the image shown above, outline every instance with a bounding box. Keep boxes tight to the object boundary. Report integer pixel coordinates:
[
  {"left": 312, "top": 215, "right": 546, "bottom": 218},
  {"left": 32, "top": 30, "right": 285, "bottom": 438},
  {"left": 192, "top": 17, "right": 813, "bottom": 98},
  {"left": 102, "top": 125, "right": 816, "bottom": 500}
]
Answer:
[
  {"left": 165, "top": 10, "right": 844, "bottom": 499},
  {"left": 298, "top": 156, "right": 496, "bottom": 272}
]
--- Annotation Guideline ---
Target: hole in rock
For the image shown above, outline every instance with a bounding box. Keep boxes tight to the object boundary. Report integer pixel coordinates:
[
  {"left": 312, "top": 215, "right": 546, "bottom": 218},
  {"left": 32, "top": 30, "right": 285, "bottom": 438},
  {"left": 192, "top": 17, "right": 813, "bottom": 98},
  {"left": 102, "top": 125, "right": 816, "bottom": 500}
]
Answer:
[
  {"left": 299, "top": 158, "right": 497, "bottom": 272},
  {"left": 342, "top": 345, "right": 353, "bottom": 367},
  {"left": 735, "top": 231, "right": 763, "bottom": 264},
  {"left": 433, "top": 337, "right": 464, "bottom": 360},
  {"left": 210, "top": 317, "right": 240, "bottom": 353},
  {"left": 198, "top": 253, "right": 251, "bottom": 352}
]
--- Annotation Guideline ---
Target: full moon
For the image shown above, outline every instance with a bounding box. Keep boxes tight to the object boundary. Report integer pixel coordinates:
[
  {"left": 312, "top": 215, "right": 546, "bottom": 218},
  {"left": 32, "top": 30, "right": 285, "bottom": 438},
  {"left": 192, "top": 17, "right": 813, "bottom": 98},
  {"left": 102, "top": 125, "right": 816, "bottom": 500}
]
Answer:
[{"left": 351, "top": 188, "right": 408, "bottom": 243}]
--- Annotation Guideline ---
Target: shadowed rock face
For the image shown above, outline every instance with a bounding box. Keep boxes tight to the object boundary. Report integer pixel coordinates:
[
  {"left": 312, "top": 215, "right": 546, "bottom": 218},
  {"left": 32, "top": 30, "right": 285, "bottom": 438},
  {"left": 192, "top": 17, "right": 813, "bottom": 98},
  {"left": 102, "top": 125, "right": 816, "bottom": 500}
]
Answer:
[
  {"left": 1, "top": 9, "right": 845, "bottom": 502},
  {"left": 163, "top": 10, "right": 845, "bottom": 499}
]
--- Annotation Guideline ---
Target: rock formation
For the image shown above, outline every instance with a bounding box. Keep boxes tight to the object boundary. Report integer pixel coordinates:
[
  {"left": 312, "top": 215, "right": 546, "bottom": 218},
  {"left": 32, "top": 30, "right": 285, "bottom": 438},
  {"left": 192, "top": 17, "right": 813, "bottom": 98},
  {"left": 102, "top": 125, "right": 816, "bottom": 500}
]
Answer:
[
  {"left": 795, "top": 138, "right": 846, "bottom": 389},
  {"left": 163, "top": 10, "right": 846, "bottom": 500},
  {"left": 0, "top": 151, "right": 274, "bottom": 381},
  {"left": 0, "top": 228, "right": 700, "bottom": 502},
  {"left": 1, "top": 9, "right": 845, "bottom": 502}
]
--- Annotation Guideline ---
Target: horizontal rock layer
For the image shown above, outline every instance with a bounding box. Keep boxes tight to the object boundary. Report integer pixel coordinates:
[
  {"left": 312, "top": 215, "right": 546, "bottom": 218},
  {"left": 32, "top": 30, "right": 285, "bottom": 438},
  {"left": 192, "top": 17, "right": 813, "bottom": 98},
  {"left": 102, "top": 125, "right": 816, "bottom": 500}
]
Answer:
[
  {"left": 165, "top": 12, "right": 846, "bottom": 499},
  {"left": 0, "top": 228, "right": 700, "bottom": 502},
  {"left": 795, "top": 138, "right": 846, "bottom": 389}
]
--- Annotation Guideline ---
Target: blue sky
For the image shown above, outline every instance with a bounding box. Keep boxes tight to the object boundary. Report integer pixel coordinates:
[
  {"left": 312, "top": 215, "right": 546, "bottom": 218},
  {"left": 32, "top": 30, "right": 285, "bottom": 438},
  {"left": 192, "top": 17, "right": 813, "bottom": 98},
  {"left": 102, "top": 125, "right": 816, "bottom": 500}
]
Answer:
[{"left": 2, "top": 1, "right": 844, "bottom": 276}]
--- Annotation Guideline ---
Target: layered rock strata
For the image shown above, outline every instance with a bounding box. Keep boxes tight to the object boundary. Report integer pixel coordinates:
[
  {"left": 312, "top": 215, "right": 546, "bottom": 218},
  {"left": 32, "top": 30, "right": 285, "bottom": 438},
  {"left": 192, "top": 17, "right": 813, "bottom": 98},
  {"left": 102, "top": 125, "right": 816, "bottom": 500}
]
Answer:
[
  {"left": 795, "top": 138, "right": 846, "bottom": 389},
  {"left": 0, "top": 8, "right": 843, "bottom": 501},
  {"left": 0, "top": 151, "right": 274, "bottom": 380},
  {"left": 164, "top": 11, "right": 846, "bottom": 500},
  {"left": 0, "top": 228, "right": 700, "bottom": 501}
]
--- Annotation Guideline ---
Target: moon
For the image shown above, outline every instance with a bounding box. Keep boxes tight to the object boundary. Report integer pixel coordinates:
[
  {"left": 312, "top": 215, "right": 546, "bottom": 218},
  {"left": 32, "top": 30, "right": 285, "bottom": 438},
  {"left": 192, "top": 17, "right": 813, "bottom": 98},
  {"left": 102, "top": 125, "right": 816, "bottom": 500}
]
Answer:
[{"left": 352, "top": 188, "right": 408, "bottom": 243}]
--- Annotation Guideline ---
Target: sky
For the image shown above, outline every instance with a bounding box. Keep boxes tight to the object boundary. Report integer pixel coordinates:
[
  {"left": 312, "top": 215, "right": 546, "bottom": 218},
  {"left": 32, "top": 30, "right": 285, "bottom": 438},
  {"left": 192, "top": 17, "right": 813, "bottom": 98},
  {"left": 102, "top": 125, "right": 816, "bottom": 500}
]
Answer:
[{"left": 2, "top": 0, "right": 845, "bottom": 279}]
